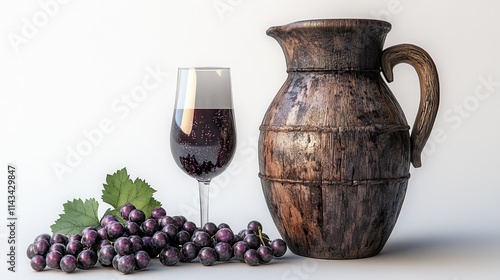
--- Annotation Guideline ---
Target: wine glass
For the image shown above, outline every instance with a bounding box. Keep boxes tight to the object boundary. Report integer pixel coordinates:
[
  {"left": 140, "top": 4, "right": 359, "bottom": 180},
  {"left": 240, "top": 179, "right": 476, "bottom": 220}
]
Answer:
[{"left": 170, "top": 67, "right": 236, "bottom": 226}]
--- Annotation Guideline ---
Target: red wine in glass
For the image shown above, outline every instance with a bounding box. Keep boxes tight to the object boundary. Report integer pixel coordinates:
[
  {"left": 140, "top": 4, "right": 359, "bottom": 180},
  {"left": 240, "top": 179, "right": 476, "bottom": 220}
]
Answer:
[
  {"left": 170, "top": 108, "right": 236, "bottom": 182},
  {"left": 170, "top": 67, "right": 236, "bottom": 226}
]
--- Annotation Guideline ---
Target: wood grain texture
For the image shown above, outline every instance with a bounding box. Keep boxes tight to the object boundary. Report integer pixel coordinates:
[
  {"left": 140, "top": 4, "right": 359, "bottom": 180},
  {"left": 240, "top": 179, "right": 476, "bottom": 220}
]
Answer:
[
  {"left": 259, "top": 19, "right": 439, "bottom": 259},
  {"left": 382, "top": 44, "right": 440, "bottom": 167}
]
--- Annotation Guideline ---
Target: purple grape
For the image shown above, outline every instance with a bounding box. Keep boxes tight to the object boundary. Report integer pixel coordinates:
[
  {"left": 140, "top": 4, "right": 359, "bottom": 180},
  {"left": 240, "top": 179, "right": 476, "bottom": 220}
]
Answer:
[
  {"left": 192, "top": 231, "right": 211, "bottom": 248},
  {"left": 30, "top": 254, "right": 46, "bottom": 271},
  {"left": 215, "top": 228, "right": 234, "bottom": 243},
  {"left": 214, "top": 242, "right": 232, "bottom": 261},
  {"left": 150, "top": 207, "right": 167, "bottom": 220},
  {"left": 77, "top": 249, "right": 97, "bottom": 269},
  {"left": 114, "top": 237, "right": 133, "bottom": 256},
  {"left": 49, "top": 243, "right": 66, "bottom": 255},
  {"left": 50, "top": 233, "right": 68, "bottom": 245},
  {"left": 134, "top": 250, "right": 151, "bottom": 270},
  {"left": 106, "top": 221, "right": 124, "bottom": 241},
  {"left": 192, "top": 228, "right": 204, "bottom": 237},
  {"left": 171, "top": 216, "right": 185, "bottom": 229},
  {"left": 141, "top": 236, "right": 158, "bottom": 258},
  {"left": 178, "top": 215, "right": 188, "bottom": 224},
  {"left": 203, "top": 222, "right": 218, "bottom": 236},
  {"left": 120, "top": 203, "right": 136, "bottom": 220},
  {"left": 81, "top": 229, "right": 100, "bottom": 247},
  {"left": 97, "top": 227, "right": 108, "bottom": 240},
  {"left": 117, "top": 254, "right": 136, "bottom": 274},
  {"left": 181, "top": 241, "right": 199, "bottom": 262},
  {"left": 159, "top": 246, "right": 180, "bottom": 266},
  {"left": 233, "top": 241, "right": 249, "bottom": 261},
  {"left": 112, "top": 254, "right": 120, "bottom": 269},
  {"left": 140, "top": 218, "right": 158, "bottom": 236},
  {"left": 158, "top": 215, "right": 175, "bottom": 228},
  {"left": 129, "top": 235, "right": 143, "bottom": 253},
  {"left": 69, "top": 233, "right": 81, "bottom": 242},
  {"left": 96, "top": 239, "right": 112, "bottom": 251},
  {"left": 98, "top": 244, "right": 116, "bottom": 267},
  {"left": 198, "top": 247, "right": 217, "bottom": 266},
  {"left": 82, "top": 226, "right": 98, "bottom": 234},
  {"left": 45, "top": 251, "right": 62, "bottom": 269},
  {"left": 257, "top": 246, "right": 273, "bottom": 264},
  {"left": 151, "top": 231, "right": 169, "bottom": 249},
  {"left": 129, "top": 209, "right": 146, "bottom": 224},
  {"left": 244, "top": 234, "right": 261, "bottom": 249},
  {"left": 175, "top": 230, "right": 191, "bottom": 246},
  {"left": 124, "top": 221, "right": 140, "bottom": 236},
  {"left": 33, "top": 239, "right": 50, "bottom": 256},
  {"left": 65, "top": 240, "right": 83, "bottom": 256},
  {"left": 218, "top": 223, "right": 231, "bottom": 230},
  {"left": 60, "top": 254, "right": 77, "bottom": 273},
  {"left": 33, "top": 233, "right": 51, "bottom": 243},
  {"left": 26, "top": 243, "right": 35, "bottom": 259},
  {"left": 101, "top": 214, "right": 118, "bottom": 228},
  {"left": 181, "top": 221, "right": 197, "bottom": 235},
  {"left": 161, "top": 224, "right": 178, "bottom": 240},
  {"left": 232, "top": 233, "right": 242, "bottom": 245},
  {"left": 271, "top": 238, "right": 287, "bottom": 257},
  {"left": 244, "top": 249, "right": 259, "bottom": 266},
  {"left": 238, "top": 229, "right": 255, "bottom": 238},
  {"left": 247, "top": 220, "right": 263, "bottom": 233}
]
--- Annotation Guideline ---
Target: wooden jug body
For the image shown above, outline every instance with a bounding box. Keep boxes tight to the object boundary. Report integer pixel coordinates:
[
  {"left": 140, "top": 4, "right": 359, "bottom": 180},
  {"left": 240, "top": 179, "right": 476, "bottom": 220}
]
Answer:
[{"left": 259, "top": 19, "right": 439, "bottom": 259}]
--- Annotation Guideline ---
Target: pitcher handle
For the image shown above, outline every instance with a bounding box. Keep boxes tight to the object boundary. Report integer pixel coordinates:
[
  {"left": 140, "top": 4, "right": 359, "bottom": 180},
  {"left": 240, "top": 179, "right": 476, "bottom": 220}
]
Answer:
[{"left": 381, "top": 44, "right": 440, "bottom": 168}]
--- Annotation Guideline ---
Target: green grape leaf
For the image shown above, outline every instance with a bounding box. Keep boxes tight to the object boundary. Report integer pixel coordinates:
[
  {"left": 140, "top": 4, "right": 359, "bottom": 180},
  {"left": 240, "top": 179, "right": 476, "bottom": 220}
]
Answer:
[
  {"left": 101, "top": 167, "right": 161, "bottom": 216},
  {"left": 50, "top": 198, "right": 100, "bottom": 235},
  {"left": 132, "top": 177, "right": 162, "bottom": 215}
]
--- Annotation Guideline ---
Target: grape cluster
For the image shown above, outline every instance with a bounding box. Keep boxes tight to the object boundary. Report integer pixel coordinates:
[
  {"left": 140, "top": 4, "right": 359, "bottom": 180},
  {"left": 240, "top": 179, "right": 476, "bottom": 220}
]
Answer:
[{"left": 26, "top": 203, "right": 287, "bottom": 273}]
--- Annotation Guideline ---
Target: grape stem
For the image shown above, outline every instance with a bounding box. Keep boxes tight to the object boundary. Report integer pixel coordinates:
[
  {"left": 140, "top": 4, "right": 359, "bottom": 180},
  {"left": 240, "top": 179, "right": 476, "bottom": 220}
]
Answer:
[{"left": 257, "top": 226, "right": 266, "bottom": 246}]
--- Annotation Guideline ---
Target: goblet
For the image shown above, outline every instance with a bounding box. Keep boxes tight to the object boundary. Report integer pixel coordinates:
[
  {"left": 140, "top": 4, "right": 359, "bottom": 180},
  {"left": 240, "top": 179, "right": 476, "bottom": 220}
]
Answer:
[{"left": 170, "top": 67, "right": 236, "bottom": 226}]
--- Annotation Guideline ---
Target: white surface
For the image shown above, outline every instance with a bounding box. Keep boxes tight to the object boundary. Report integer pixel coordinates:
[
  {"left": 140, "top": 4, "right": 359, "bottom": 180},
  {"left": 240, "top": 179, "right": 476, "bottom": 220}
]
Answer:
[{"left": 1, "top": 0, "right": 500, "bottom": 279}]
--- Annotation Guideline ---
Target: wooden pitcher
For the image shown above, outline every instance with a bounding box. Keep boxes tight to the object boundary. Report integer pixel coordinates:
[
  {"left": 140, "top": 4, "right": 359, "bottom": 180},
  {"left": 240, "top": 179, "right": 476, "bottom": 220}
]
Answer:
[{"left": 258, "top": 19, "right": 439, "bottom": 259}]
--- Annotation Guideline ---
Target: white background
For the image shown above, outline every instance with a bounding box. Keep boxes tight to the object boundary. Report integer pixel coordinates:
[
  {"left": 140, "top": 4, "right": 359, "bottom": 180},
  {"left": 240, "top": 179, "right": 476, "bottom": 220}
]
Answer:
[{"left": 1, "top": 0, "right": 500, "bottom": 279}]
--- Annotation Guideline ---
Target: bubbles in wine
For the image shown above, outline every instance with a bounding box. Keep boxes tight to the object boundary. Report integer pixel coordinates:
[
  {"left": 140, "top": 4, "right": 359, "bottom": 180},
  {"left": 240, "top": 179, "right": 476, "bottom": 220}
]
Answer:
[{"left": 170, "top": 109, "right": 236, "bottom": 181}]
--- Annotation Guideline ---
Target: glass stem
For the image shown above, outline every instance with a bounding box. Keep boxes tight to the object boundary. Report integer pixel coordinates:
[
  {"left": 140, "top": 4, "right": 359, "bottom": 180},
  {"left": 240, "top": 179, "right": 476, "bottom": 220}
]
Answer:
[{"left": 198, "top": 180, "right": 210, "bottom": 226}]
